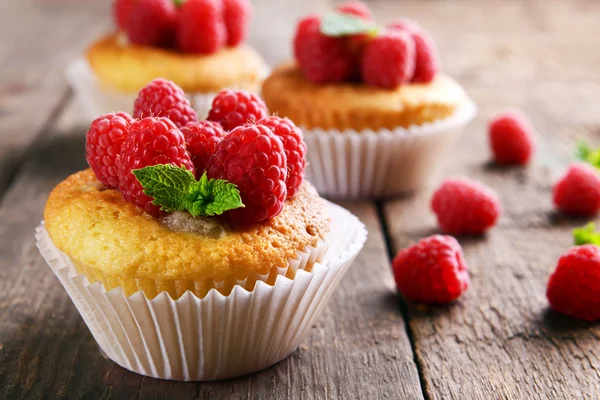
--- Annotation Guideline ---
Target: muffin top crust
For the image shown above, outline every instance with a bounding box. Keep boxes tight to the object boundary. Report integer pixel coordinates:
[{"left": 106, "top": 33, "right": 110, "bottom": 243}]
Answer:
[
  {"left": 44, "top": 169, "right": 330, "bottom": 283},
  {"left": 86, "top": 33, "right": 265, "bottom": 94},
  {"left": 262, "top": 62, "right": 469, "bottom": 132}
]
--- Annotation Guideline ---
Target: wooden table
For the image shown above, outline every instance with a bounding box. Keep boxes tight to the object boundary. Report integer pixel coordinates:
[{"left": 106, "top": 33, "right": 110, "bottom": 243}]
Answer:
[{"left": 1, "top": 0, "right": 599, "bottom": 398}]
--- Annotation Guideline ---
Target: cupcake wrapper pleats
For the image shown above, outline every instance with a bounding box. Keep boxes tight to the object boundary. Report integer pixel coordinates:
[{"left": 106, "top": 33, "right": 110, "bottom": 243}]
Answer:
[{"left": 36, "top": 202, "right": 366, "bottom": 381}]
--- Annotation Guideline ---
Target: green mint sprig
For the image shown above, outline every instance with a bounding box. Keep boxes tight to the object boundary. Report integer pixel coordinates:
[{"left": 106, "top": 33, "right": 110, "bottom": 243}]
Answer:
[
  {"left": 573, "top": 223, "right": 600, "bottom": 246},
  {"left": 132, "top": 164, "right": 244, "bottom": 217},
  {"left": 575, "top": 140, "right": 600, "bottom": 169},
  {"left": 320, "top": 11, "right": 381, "bottom": 38}
]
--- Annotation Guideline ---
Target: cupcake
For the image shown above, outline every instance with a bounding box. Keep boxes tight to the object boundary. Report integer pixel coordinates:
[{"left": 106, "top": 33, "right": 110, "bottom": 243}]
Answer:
[
  {"left": 68, "top": 0, "right": 267, "bottom": 120},
  {"left": 37, "top": 82, "right": 366, "bottom": 381},
  {"left": 261, "top": 2, "right": 476, "bottom": 199}
]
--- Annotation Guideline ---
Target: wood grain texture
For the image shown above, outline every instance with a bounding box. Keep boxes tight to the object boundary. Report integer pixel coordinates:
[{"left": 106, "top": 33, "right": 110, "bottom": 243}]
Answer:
[{"left": 0, "top": 0, "right": 110, "bottom": 198}]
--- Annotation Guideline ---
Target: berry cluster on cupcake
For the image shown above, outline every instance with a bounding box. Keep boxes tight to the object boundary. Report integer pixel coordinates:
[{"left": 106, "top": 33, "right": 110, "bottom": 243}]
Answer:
[
  {"left": 39, "top": 78, "right": 367, "bottom": 381},
  {"left": 262, "top": 1, "right": 476, "bottom": 199},
  {"left": 68, "top": 0, "right": 267, "bottom": 120}
]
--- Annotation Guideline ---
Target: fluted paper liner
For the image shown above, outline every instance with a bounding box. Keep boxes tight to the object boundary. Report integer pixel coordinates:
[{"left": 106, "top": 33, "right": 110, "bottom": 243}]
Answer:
[
  {"left": 66, "top": 57, "right": 269, "bottom": 121},
  {"left": 36, "top": 202, "right": 366, "bottom": 381},
  {"left": 304, "top": 100, "right": 477, "bottom": 199}
]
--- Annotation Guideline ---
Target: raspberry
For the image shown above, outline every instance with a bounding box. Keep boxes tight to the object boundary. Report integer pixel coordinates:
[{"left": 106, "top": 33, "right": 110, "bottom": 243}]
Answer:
[
  {"left": 258, "top": 116, "right": 306, "bottom": 198},
  {"left": 547, "top": 244, "right": 600, "bottom": 321},
  {"left": 176, "top": 0, "right": 226, "bottom": 54},
  {"left": 392, "top": 235, "right": 469, "bottom": 304},
  {"left": 431, "top": 178, "right": 501, "bottom": 235},
  {"left": 293, "top": 15, "right": 357, "bottom": 84},
  {"left": 553, "top": 162, "right": 600, "bottom": 216},
  {"left": 85, "top": 112, "right": 134, "bottom": 189},
  {"left": 361, "top": 30, "right": 415, "bottom": 88},
  {"left": 181, "top": 120, "right": 225, "bottom": 175},
  {"left": 336, "top": 1, "right": 373, "bottom": 20},
  {"left": 207, "top": 89, "right": 269, "bottom": 131},
  {"left": 389, "top": 20, "right": 439, "bottom": 83},
  {"left": 133, "top": 78, "right": 198, "bottom": 128},
  {"left": 489, "top": 110, "right": 535, "bottom": 165},
  {"left": 118, "top": 117, "right": 195, "bottom": 216},
  {"left": 113, "top": 0, "right": 136, "bottom": 31},
  {"left": 223, "top": 0, "right": 251, "bottom": 46},
  {"left": 207, "top": 124, "right": 287, "bottom": 223},
  {"left": 124, "top": 0, "right": 177, "bottom": 46}
]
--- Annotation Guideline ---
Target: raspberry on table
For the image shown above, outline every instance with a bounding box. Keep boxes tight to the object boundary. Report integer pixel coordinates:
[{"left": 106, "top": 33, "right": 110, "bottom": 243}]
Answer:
[
  {"left": 553, "top": 162, "right": 600, "bottom": 216},
  {"left": 293, "top": 15, "right": 357, "bottom": 84},
  {"left": 176, "top": 0, "right": 226, "bottom": 54},
  {"left": 113, "top": 0, "right": 136, "bottom": 32},
  {"left": 392, "top": 235, "right": 469, "bottom": 304},
  {"left": 85, "top": 112, "right": 134, "bottom": 189},
  {"left": 207, "top": 89, "right": 269, "bottom": 131},
  {"left": 431, "top": 177, "right": 501, "bottom": 235},
  {"left": 206, "top": 124, "right": 287, "bottom": 223},
  {"left": 181, "top": 120, "right": 226, "bottom": 175},
  {"left": 223, "top": 0, "right": 251, "bottom": 46},
  {"left": 336, "top": 1, "right": 373, "bottom": 20},
  {"left": 388, "top": 19, "right": 439, "bottom": 83},
  {"left": 258, "top": 116, "right": 307, "bottom": 198},
  {"left": 547, "top": 244, "right": 600, "bottom": 321},
  {"left": 133, "top": 78, "right": 198, "bottom": 128},
  {"left": 489, "top": 110, "right": 536, "bottom": 165},
  {"left": 124, "top": 0, "right": 177, "bottom": 46},
  {"left": 361, "top": 30, "right": 415, "bottom": 88},
  {"left": 118, "top": 117, "right": 195, "bottom": 216}
]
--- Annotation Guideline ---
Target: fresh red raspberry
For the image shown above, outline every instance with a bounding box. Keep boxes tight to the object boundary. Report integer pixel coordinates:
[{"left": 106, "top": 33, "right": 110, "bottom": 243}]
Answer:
[
  {"left": 489, "top": 110, "right": 535, "bottom": 165},
  {"left": 124, "top": 0, "right": 177, "bottom": 46},
  {"left": 207, "top": 124, "right": 287, "bottom": 223},
  {"left": 181, "top": 120, "right": 225, "bottom": 175},
  {"left": 361, "top": 30, "right": 415, "bottom": 88},
  {"left": 223, "top": 0, "right": 251, "bottom": 46},
  {"left": 392, "top": 235, "right": 469, "bottom": 304},
  {"left": 258, "top": 116, "right": 306, "bottom": 198},
  {"left": 431, "top": 178, "right": 501, "bottom": 235},
  {"left": 85, "top": 112, "right": 134, "bottom": 189},
  {"left": 553, "top": 162, "right": 600, "bottom": 216},
  {"left": 336, "top": 1, "right": 373, "bottom": 20},
  {"left": 207, "top": 89, "right": 269, "bottom": 131},
  {"left": 118, "top": 117, "right": 195, "bottom": 216},
  {"left": 389, "top": 20, "right": 439, "bottom": 83},
  {"left": 113, "top": 0, "right": 136, "bottom": 31},
  {"left": 547, "top": 244, "right": 600, "bottom": 321},
  {"left": 176, "top": 0, "right": 226, "bottom": 54},
  {"left": 133, "top": 78, "right": 198, "bottom": 128},
  {"left": 293, "top": 15, "right": 357, "bottom": 84}
]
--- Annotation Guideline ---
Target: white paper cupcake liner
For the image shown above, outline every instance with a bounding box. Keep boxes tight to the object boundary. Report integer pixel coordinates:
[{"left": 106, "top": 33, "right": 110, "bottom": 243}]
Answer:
[
  {"left": 66, "top": 57, "right": 269, "bottom": 121},
  {"left": 36, "top": 201, "right": 366, "bottom": 381},
  {"left": 303, "top": 100, "right": 477, "bottom": 199}
]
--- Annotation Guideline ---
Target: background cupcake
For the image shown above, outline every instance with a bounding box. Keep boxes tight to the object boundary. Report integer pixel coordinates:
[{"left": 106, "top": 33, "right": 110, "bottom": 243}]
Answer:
[
  {"left": 68, "top": 0, "right": 268, "bottom": 120},
  {"left": 261, "top": 2, "right": 476, "bottom": 199}
]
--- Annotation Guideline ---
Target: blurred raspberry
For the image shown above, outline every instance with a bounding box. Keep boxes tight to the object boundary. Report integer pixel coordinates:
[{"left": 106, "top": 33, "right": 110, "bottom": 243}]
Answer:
[
  {"left": 207, "top": 124, "right": 287, "bottom": 223},
  {"left": 177, "top": 0, "right": 226, "bottom": 54},
  {"left": 388, "top": 19, "right": 439, "bottom": 83},
  {"left": 133, "top": 78, "right": 197, "bottom": 128},
  {"left": 86, "top": 112, "right": 134, "bottom": 189},
  {"left": 118, "top": 117, "right": 195, "bottom": 216},
  {"left": 207, "top": 89, "right": 269, "bottom": 131},
  {"left": 181, "top": 120, "right": 226, "bottom": 175},
  {"left": 553, "top": 162, "right": 600, "bottom": 216},
  {"left": 489, "top": 110, "right": 536, "bottom": 165},
  {"left": 361, "top": 30, "right": 415, "bottom": 88},
  {"left": 124, "top": 0, "right": 177, "bottom": 46},
  {"left": 113, "top": 0, "right": 136, "bottom": 31},
  {"left": 336, "top": 1, "right": 373, "bottom": 20},
  {"left": 223, "top": 0, "right": 251, "bottom": 46}
]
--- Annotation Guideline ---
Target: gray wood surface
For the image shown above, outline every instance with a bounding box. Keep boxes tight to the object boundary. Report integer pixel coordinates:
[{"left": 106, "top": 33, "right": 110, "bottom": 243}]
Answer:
[{"left": 2, "top": 0, "right": 600, "bottom": 399}]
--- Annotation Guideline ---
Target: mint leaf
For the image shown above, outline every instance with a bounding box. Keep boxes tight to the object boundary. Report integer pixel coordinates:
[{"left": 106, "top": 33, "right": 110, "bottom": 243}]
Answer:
[
  {"left": 576, "top": 140, "right": 600, "bottom": 169},
  {"left": 320, "top": 11, "right": 380, "bottom": 37},
  {"left": 573, "top": 223, "right": 600, "bottom": 246},
  {"left": 133, "top": 165, "right": 244, "bottom": 217},
  {"left": 133, "top": 164, "right": 195, "bottom": 212}
]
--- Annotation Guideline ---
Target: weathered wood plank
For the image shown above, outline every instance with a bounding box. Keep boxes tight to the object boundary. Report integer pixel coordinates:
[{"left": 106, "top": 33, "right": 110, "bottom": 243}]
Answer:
[
  {"left": 0, "top": 101, "right": 423, "bottom": 399},
  {"left": 0, "top": 0, "right": 111, "bottom": 198}
]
